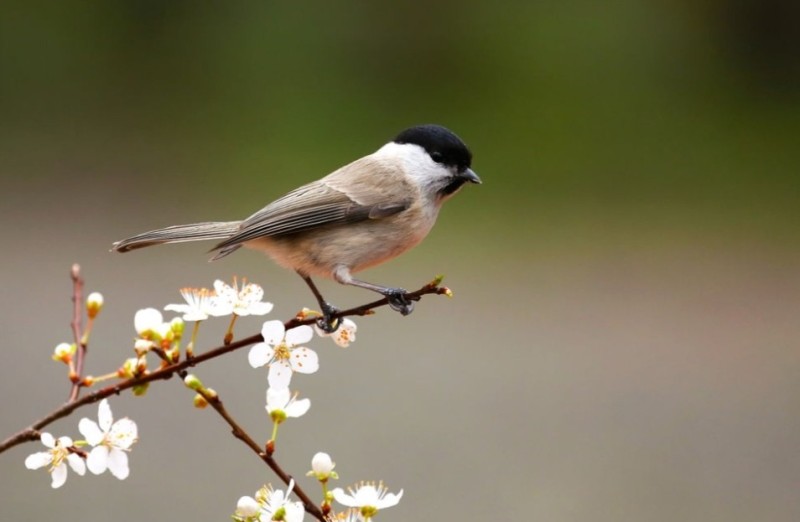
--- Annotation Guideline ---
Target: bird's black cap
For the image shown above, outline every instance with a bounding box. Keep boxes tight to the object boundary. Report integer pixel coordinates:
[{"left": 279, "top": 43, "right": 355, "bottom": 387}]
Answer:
[{"left": 393, "top": 124, "right": 473, "bottom": 171}]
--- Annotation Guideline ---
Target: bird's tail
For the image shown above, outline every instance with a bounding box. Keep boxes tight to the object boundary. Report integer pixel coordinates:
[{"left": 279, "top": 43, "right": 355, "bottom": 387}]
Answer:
[{"left": 112, "top": 221, "right": 241, "bottom": 254}]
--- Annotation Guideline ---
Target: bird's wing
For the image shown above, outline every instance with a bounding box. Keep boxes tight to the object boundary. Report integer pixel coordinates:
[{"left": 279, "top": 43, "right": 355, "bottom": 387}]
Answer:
[{"left": 211, "top": 156, "right": 414, "bottom": 251}]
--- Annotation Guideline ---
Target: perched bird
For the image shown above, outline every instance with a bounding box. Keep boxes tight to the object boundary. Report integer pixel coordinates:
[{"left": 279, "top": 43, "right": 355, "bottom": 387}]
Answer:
[{"left": 113, "top": 124, "right": 480, "bottom": 330}]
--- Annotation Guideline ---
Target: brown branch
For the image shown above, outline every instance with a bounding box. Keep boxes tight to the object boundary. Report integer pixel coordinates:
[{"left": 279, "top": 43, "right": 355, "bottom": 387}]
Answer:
[
  {"left": 68, "top": 264, "right": 85, "bottom": 402},
  {"left": 192, "top": 386, "right": 326, "bottom": 522},
  {"left": 0, "top": 279, "right": 449, "bottom": 454}
]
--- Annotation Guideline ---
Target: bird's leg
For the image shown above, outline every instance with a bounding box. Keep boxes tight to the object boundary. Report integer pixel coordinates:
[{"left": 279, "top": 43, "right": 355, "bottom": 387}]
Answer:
[
  {"left": 298, "top": 272, "right": 340, "bottom": 333},
  {"left": 333, "top": 266, "right": 415, "bottom": 316}
]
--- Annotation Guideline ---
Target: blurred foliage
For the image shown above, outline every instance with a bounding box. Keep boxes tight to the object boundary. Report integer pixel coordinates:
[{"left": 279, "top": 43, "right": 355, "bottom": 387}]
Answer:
[{"left": 1, "top": 1, "right": 798, "bottom": 244}]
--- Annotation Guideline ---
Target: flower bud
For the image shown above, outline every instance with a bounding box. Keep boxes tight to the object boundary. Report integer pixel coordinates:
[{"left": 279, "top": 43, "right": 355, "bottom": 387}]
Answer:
[
  {"left": 170, "top": 317, "right": 185, "bottom": 338},
  {"left": 86, "top": 292, "right": 104, "bottom": 319},
  {"left": 183, "top": 374, "right": 203, "bottom": 391},
  {"left": 134, "top": 339, "right": 154, "bottom": 356},
  {"left": 308, "top": 451, "right": 336, "bottom": 481},
  {"left": 235, "top": 496, "right": 259, "bottom": 518},
  {"left": 155, "top": 322, "right": 174, "bottom": 343},
  {"left": 52, "top": 342, "right": 75, "bottom": 363},
  {"left": 132, "top": 383, "right": 149, "bottom": 396},
  {"left": 193, "top": 393, "right": 208, "bottom": 408},
  {"left": 119, "top": 357, "right": 138, "bottom": 378},
  {"left": 134, "top": 308, "right": 163, "bottom": 338}
]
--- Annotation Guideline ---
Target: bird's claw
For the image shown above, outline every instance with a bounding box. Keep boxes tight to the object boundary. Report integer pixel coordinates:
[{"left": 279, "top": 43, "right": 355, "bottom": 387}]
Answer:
[
  {"left": 385, "top": 288, "right": 415, "bottom": 316},
  {"left": 316, "top": 302, "right": 340, "bottom": 333}
]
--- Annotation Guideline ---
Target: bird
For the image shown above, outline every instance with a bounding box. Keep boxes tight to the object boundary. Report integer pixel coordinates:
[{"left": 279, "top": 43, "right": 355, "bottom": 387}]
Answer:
[{"left": 112, "top": 124, "right": 480, "bottom": 330}]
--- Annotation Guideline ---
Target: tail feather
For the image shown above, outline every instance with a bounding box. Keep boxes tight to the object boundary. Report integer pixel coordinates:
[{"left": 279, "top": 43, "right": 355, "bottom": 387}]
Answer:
[{"left": 112, "top": 221, "right": 241, "bottom": 253}]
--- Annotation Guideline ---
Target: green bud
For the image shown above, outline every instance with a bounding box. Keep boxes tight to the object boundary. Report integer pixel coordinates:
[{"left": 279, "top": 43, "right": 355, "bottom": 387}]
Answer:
[
  {"left": 170, "top": 317, "right": 185, "bottom": 338},
  {"left": 184, "top": 374, "right": 203, "bottom": 390}
]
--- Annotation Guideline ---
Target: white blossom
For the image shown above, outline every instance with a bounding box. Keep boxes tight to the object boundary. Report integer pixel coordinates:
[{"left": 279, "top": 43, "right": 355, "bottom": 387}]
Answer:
[
  {"left": 24, "top": 433, "right": 86, "bottom": 488},
  {"left": 78, "top": 399, "right": 138, "bottom": 480},
  {"left": 214, "top": 278, "right": 273, "bottom": 316},
  {"left": 165, "top": 287, "right": 226, "bottom": 321},
  {"left": 266, "top": 387, "right": 310, "bottom": 422},
  {"left": 249, "top": 320, "right": 318, "bottom": 388},
  {"left": 315, "top": 317, "right": 357, "bottom": 348},
  {"left": 237, "top": 480, "right": 305, "bottom": 522},
  {"left": 332, "top": 482, "right": 403, "bottom": 520}
]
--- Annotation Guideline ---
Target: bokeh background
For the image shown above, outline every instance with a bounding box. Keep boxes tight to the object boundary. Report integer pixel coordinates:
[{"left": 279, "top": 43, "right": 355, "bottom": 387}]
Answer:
[{"left": 1, "top": 2, "right": 799, "bottom": 521}]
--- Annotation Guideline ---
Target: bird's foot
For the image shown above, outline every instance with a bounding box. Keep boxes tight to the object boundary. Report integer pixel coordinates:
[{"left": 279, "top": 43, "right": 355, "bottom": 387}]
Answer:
[
  {"left": 316, "top": 302, "right": 341, "bottom": 333},
  {"left": 384, "top": 288, "right": 415, "bottom": 316}
]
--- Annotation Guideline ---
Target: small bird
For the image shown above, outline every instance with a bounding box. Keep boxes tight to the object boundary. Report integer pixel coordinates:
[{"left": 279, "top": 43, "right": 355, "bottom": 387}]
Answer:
[{"left": 113, "top": 124, "right": 480, "bottom": 330}]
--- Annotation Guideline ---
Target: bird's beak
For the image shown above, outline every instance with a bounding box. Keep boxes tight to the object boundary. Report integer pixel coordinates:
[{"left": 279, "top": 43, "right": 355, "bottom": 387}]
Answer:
[{"left": 462, "top": 168, "right": 482, "bottom": 184}]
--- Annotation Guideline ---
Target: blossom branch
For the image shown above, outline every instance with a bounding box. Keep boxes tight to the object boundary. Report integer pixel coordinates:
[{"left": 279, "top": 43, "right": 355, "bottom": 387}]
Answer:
[
  {"left": 190, "top": 385, "right": 326, "bottom": 522},
  {"left": 68, "top": 264, "right": 85, "bottom": 402},
  {"left": 0, "top": 279, "right": 449, "bottom": 455}
]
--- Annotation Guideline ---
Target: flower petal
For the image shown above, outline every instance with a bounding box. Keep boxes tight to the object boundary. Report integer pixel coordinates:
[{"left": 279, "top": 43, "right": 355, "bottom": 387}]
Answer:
[
  {"left": 377, "top": 489, "right": 403, "bottom": 509},
  {"left": 333, "top": 319, "right": 357, "bottom": 347},
  {"left": 67, "top": 453, "right": 86, "bottom": 476},
  {"left": 79, "top": 418, "right": 105, "bottom": 446},
  {"left": 164, "top": 304, "right": 190, "bottom": 314},
  {"left": 50, "top": 462, "right": 68, "bottom": 488},
  {"left": 261, "top": 320, "right": 285, "bottom": 345},
  {"left": 110, "top": 418, "right": 138, "bottom": 449},
  {"left": 97, "top": 399, "right": 113, "bottom": 432},
  {"left": 248, "top": 343, "right": 274, "bottom": 368},
  {"left": 332, "top": 488, "right": 356, "bottom": 507},
  {"left": 266, "top": 386, "right": 290, "bottom": 411},
  {"left": 285, "top": 398, "right": 310, "bottom": 418},
  {"left": 40, "top": 432, "right": 55, "bottom": 448},
  {"left": 354, "top": 485, "right": 377, "bottom": 504},
  {"left": 268, "top": 361, "right": 293, "bottom": 389},
  {"left": 245, "top": 301, "right": 273, "bottom": 316},
  {"left": 208, "top": 298, "right": 234, "bottom": 317},
  {"left": 107, "top": 448, "right": 130, "bottom": 480},
  {"left": 284, "top": 502, "right": 306, "bottom": 522},
  {"left": 290, "top": 347, "right": 319, "bottom": 375},
  {"left": 375, "top": 489, "right": 403, "bottom": 509},
  {"left": 286, "top": 325, "right": 313, "bottom": 346},
  {"left": 25, "top": 451, "right": 52, "bottom": 470},
  {"left": 87, "top": 445, "right": 109, "bottom": 475},
  {"left": 213, "top": 280, "right": 235, "bottom": 298}
]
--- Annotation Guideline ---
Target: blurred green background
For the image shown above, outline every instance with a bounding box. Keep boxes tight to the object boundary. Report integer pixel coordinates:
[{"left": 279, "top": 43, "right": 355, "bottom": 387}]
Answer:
[{"left": 1, "top": 2, "right": 799, "bottom": 521}]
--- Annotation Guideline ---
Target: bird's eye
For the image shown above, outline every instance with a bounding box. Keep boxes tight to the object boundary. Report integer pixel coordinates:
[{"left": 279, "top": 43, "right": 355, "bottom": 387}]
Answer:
[{"left": 430, "top": 151, "right": 444, "bottom": 163}]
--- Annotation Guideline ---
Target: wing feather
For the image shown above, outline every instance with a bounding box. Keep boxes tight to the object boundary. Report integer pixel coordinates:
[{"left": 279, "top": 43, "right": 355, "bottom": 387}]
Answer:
[{"left": 212, "top": 156, "right": 414, "bottom": 252}]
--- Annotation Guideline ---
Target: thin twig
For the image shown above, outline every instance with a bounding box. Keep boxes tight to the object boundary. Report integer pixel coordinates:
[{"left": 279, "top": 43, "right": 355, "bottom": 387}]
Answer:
[
  {"left": 68, "top": 264, "right": 85, "bottom": 402},
  {"left": 0, "top": 280, "right": 448, "bottom": 454},
  {"left": 192, "top": 386, "right": 326, "bottom": 521}
]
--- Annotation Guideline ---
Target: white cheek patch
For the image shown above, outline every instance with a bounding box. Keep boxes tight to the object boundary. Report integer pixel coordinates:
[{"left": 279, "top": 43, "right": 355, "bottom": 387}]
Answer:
[{"left": 374, "top": 142, "right": 452, "bottom": 195}]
